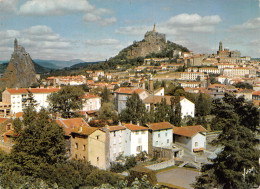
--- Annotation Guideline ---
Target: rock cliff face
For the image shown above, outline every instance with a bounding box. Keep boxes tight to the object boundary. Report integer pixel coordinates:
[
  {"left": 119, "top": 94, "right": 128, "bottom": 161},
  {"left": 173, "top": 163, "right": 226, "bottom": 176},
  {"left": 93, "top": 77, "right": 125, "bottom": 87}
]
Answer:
[
  {"left": 126, "top": 25, "right": 167, "bottom": 58},
  {"left": 1, "top": 39, "right": 36, "bottom": 89}
]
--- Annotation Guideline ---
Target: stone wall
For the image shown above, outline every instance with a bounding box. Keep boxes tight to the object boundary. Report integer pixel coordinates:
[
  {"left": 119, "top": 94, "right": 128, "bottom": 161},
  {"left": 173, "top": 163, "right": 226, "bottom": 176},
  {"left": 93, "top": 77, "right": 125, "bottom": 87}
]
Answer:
[{"left": 145, "top": 159, "right": 175, "bottom": 171}]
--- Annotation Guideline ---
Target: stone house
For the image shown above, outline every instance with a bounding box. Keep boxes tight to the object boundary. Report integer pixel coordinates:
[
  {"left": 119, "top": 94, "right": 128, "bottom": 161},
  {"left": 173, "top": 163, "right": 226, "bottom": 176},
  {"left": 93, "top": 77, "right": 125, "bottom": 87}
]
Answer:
[
  {"left": 173, "top": 125, "right": 206, "bottom": 152},
  {"left": 70, "top": 126, "right": 110, "bottom": 170},
  {"left": 114, "top": 87, "right": 149, "bottom": 113}
]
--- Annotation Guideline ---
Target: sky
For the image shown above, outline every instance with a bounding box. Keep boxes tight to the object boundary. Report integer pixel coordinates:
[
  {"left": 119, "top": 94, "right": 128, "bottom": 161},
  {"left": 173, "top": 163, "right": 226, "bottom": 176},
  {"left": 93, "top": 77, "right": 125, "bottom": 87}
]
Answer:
[{"left": 0, "top": 0, "right": 260, "bottom": 62}]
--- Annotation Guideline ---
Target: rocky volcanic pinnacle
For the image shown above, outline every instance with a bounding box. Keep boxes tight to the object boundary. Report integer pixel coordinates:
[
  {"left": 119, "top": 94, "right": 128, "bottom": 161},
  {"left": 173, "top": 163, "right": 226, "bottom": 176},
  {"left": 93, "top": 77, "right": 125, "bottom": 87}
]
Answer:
[{"left": 1, "top": 39, "right": 37, "bottom": 89}]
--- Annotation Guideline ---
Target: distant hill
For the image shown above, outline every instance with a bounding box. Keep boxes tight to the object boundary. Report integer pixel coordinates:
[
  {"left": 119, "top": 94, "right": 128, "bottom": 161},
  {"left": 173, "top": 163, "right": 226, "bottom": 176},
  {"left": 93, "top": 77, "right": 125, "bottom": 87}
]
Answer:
[
  {"left": 33, "top": 59, "right": 85, "bottom": 68},
  {"left": 70, "top": 61, "right": 104, "bottom": 69},
  {"left": 0, "top": 62, "right": 53, "bottom": 74}
]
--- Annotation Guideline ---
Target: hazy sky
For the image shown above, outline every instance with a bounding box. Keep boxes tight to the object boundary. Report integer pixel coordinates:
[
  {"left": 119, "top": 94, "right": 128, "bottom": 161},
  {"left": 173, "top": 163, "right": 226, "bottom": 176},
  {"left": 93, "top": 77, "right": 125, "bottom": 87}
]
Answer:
[{"left": 0, "top": 0, "right": 259, "bottom": 61}]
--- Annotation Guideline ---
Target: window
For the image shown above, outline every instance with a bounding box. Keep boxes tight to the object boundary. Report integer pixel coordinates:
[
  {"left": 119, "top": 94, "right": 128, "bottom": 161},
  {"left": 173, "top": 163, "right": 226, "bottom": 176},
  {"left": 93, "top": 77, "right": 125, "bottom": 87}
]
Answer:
[
  {"left": 136, "top": 131, "right": 139, "bottom": 135},
  {"left": 165, "top": 132, "right": 167, "bottom": 137},
  {"left": 158, "top": 133, "right": 160, "bottom": 138},
  {"left": 96, "top": 135, "right": 99, "bottom": 140},
  {"left": 83, "top": 144, "right": 86, "bottom": 150},
  {"left": 156, "top": 141, "right": 158, "bottom": 145},
  {"left": 136, "top": 146, "right": 142, "bottom": 152},
  {"left": 195, "top": 142, "right": 198, "bottom": 147},
  {"left": 97, "top": 157, "right": 99, "bottom": 162},
  {"left": 75, "top": 143, "right": 78, "bottom": 149},
  {"left": 75, "top": 154, "right": 77, "bottom": 159},
  {"left": 83, "top": 156, "right": 86, "bottom": 160},
  {"left": 167, "top": 139, "right": 169, "bottom": 143},
  {"left": 141, "top": 131, "right": 145, "bottom": 134},
  {"left": 113, "top": 131, "right": 116, "bottom": 137}
]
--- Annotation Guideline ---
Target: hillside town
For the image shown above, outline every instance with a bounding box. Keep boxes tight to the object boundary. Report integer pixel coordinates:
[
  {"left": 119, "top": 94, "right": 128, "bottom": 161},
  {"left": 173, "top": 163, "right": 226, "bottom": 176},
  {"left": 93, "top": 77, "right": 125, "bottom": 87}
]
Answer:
[
  {"left": 0, "top": 0, "right": 259, "bottom": 187},
  {"left": 0, "top": 24, "right": 259, "bottom": 188}
]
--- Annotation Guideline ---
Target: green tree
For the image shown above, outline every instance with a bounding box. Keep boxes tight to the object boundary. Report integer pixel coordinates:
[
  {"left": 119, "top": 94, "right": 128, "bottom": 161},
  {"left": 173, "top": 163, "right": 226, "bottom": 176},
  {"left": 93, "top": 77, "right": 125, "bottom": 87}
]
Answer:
[
  {"left": 8, "top": 108, "right": 67, "bottom": 178},
  {"left": 48, "top": 85, "right": 84, "bottom": 118},
  {"left": 13, "top": 118, "right": 22, "bottom": 135},
  {"left": 154, "top": 98, "right": 170, "bottom": 122},
  {"left": 101, "top": 86, "right": 110, "bottom": 103},
  {"left": 170, "top": 96, "right": 182, "bottom": 126},
  {"left": 119, "top": 92, "right": 147, "bottom": 125},
  {"left": 194, "top": 97, "right": 259, "bottom": 189},
  {"left": 195, "top": 93, "right": 212, "bottom": 116},
  {"left": 234, "top": 82, "right": 253, "bottom": 89},
  {"left": 98, "top": 102, "right": 118, "bottom": 124}
]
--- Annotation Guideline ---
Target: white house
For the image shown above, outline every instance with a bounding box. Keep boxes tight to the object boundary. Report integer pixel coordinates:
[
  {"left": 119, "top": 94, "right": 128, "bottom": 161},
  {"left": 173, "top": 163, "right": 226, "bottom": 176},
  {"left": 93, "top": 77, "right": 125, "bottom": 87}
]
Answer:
[
  {"left": 154, "top": 87, "right": 164, "bottom": 96},
  {"left": 173, "top": 125, "right": 206, "bottom": 152},
  {"left": 143, "top": 95, "right": 195, "bottom": 118},
  {"left": 124, "top": 123, "right": 149, "bottom": 156},
  {"left": 107, "top": 125, "right": 126, "bottom": 162},
  {"left": 2, "top": 87, "right": 60, "bottom": 115},
  {"left": 147, "top": 122, "right": 173, "bottom": 148},
  {"left": 82, "top": 94, "right": 101, "bottom": 112}
]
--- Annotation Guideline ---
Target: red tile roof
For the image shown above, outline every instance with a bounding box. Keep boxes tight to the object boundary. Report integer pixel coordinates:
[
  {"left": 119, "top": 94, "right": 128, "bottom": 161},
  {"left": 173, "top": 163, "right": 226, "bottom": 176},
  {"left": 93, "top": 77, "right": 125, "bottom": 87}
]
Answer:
[
  {"left": 55, "top": 118, "right": 89, "bottom": 135},
  {"left": 124, "top": 124, "right": 149, "bottom": 131},
  {"left": 71, "top": 126, "right": 99, "bottom": 135},
  {"left": 7, "top": 88, "right": 60, "bottom": 94},
  {"left": 15, "top": 112, "right": 24, "bottom": 118},
  {"left": 114, "top": 87, "right": 146, "bottom": 95},
  {"left": 108, "top": 126, "right": 126, "bottom": 131},
  {"left": 173, "top": 125, "right": 206, "bottom": 137},
  {"left": 148, "top": 122, "right": 173, "bottom": 131},
  {"left": 143, "top": 95, "right": 185, "bottom": 105},
  {"left": 0, "top": 118, "right": 8, "bottom": 124}
]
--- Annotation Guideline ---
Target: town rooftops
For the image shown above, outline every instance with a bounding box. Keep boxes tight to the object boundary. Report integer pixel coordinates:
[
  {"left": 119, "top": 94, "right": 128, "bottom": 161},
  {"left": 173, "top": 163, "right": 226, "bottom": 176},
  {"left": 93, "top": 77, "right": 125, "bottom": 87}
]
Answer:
[
  {"left": 6, "top": 87, "right": 60, "bottom": 94},
  {"left": 173, "top": 125, "right": 206, "bottom": 137},
  {"left": 147, "top": 122, "right": 173, "bottom": 131},
  {"left": 107, "top": 125, "right": 126, "bottom": 132},
  {"left": 124, "top": 124, "right": 149, "bottom": 131}
]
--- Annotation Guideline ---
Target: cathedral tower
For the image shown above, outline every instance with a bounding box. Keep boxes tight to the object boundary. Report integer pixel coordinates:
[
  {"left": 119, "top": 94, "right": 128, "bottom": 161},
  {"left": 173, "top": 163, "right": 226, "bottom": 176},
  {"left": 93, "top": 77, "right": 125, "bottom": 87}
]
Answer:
[{"left": 219, "top": 41, "right": 223, "bottom": 51}]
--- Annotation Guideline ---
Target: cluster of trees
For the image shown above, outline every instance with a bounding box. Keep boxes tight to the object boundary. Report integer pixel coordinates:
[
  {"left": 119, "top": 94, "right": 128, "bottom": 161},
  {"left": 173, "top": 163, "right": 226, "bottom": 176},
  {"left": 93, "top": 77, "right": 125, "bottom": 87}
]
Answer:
[
  {"left": 193, "top": 93, "right": 259, "bottom": 188},
  {"left": 0, "top": 106, "right": 125, "bottom": 188},
  {"left": 119, "top": 92, "right": 182, "bottom": 126}
]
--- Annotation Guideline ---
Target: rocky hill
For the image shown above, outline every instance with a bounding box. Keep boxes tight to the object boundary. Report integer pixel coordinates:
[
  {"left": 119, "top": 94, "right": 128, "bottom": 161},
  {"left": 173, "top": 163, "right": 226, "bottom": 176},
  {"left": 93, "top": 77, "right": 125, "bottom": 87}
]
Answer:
[
  {"left": 118, "top": 25, "right": 189, "bottom": 59},
  {"left": 0, "top": 39, "right": 37, "bottom": 89}
]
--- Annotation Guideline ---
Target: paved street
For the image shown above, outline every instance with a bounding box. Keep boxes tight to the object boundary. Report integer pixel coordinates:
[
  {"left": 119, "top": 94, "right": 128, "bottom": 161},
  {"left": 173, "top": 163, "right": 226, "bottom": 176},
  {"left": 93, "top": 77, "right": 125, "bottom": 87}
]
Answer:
[{"left": 156, "top": 168, "right": 199, "bottom": 189}]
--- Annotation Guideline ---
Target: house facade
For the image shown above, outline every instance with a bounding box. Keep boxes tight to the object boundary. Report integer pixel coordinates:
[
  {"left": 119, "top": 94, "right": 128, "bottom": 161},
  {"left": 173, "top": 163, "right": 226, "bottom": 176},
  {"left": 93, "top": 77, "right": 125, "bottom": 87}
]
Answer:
[
  {"left": 107, "top": 125, "right": 126, "bottom": 162},
  {"left": 124, "top": 124, "right": 149, "bottom": 156},
  {"left": 147, "top": 122, "right": 173, "bottom": 148},
  {"left": 70, "top": 127, "right": 110, "bottom": 170},
  {"left": 82, "top": 94, "right": 101, "bottom": 112}
]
